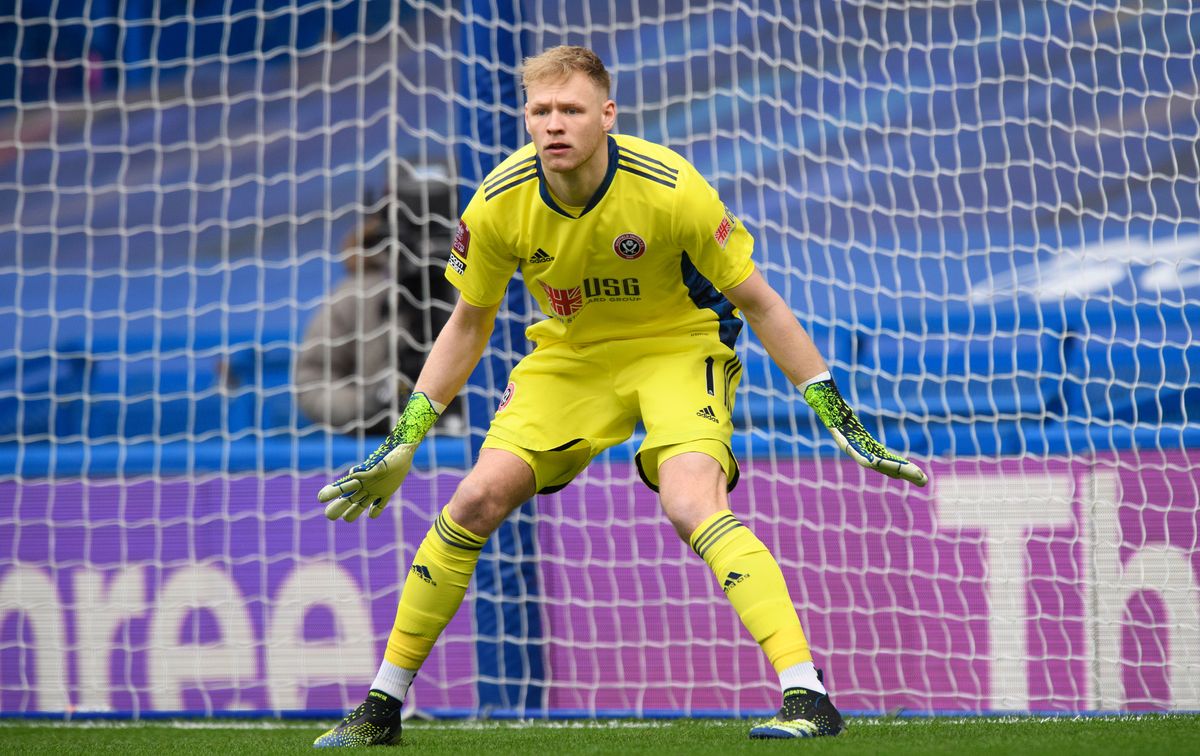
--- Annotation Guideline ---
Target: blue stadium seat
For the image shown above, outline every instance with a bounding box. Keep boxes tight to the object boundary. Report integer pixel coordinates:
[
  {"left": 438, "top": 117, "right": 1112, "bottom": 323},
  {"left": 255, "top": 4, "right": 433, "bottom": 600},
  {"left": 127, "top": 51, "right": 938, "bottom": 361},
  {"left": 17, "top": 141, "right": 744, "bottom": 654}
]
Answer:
[
  {"left": 0, "top": 353, "right": 85, "bottom": 439},
  {"left": 2, "top": 430, "right": 473, "bottom": 478},
  {"left": 1063, "top": 327, "right": 1199, "bottom": 427},
  {"left": 854, "top": 330, "right": 1066, "bottom": 421},
  {"left": 46, "top": 328, "right": 300, "bottom": 440},
  {"left": 227, "top": 342, "right": 299, "bottom": 430},
  {"left": 736, "top": 322, "right": 856, "bottom": 430},
  {"left": 846, "top": 329, "right": 1069, "bottom": 457},
  {"left": 80, "top": 353, "right": 218, "bottom": 438}
]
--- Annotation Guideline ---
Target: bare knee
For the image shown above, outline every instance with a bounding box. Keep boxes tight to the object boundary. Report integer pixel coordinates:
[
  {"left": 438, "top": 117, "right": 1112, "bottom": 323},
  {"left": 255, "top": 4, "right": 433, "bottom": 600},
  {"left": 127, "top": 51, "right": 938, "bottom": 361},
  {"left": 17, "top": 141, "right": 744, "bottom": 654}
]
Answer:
[
  {"left": 445, "top": 448, "right": 536, "bottom": 537},
  {"left": 657, "top": 452, "right": 729, "bottom": 542},
  {"left": 447, "top": 476, "right": 508, "bottom": 536}
]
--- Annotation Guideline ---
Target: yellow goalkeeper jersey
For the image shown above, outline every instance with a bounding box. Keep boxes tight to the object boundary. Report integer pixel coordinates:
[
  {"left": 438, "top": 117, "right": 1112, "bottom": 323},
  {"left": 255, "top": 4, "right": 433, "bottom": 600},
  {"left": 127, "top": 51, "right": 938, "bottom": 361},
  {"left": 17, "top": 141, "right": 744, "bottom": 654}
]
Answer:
[{"left": 445, "top": 133, "right": 755, "bottom": 349}]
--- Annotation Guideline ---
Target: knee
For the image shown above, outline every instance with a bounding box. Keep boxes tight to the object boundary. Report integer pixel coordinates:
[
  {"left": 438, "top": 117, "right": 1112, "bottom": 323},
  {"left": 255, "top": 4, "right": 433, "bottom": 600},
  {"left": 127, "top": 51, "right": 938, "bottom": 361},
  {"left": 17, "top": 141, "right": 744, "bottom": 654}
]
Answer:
[
  {"left": 659, "top": 492, "right": 701, "bottom": 543},
  {"left": 446, "top": 475, "right": 511, "bottom": 537},
  {"left": 658, "top": 452, "right": 729, "bottom": 542},
  {"left": 444, "top": 448, "right": 536, "bottom": 537},
  {"left": 659, "top": 485, "right": 727, "bottom": 543}
]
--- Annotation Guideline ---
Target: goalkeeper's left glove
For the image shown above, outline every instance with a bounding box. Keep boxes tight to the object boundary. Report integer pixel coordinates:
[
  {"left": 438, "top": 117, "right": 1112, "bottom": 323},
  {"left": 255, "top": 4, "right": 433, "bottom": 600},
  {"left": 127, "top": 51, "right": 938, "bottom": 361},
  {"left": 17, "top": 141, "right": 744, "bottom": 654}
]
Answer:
[
  {"left": 801, "top": 372, "right": 929, "bottom": 487},
  {"left": 318, "top": 391, "right": 444, "bottom": 522}
]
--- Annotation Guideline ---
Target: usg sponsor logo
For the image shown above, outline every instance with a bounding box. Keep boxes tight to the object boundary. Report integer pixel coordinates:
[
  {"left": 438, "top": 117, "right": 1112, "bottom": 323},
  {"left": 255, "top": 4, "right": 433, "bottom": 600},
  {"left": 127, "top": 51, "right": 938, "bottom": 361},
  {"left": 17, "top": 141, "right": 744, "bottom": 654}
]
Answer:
[
  {"left": 539, "top": 278, "right": 642, "bottom": 319},
  {"left": 582, "top": 276, "right": 640, "bottom": 299}
]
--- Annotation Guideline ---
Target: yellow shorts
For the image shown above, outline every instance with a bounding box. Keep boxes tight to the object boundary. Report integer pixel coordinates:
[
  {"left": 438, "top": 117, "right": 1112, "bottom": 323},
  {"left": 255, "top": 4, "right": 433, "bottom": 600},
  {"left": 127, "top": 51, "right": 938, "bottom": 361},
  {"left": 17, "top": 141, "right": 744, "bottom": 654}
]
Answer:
[{"left": 482, "top": 336, "right": 742, "bottom": 494}]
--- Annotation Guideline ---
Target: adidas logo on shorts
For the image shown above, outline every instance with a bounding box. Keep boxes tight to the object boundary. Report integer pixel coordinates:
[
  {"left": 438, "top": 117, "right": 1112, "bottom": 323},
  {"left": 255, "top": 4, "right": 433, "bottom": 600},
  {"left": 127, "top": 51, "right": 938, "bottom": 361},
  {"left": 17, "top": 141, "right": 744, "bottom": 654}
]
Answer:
[
  {"left": 529, "top": 248, "right": 554, "bottom": 264},
  {"left": 696, "top": 405, "right": 718, "bottom": 423}
]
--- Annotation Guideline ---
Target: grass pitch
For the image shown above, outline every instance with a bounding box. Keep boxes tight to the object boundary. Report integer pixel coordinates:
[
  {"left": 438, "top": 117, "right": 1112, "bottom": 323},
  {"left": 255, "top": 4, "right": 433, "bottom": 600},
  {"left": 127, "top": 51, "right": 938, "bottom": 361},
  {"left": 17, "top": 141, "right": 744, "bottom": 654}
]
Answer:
[{"left": 3, "top": 714, "right": 1199, "bottom": 754}]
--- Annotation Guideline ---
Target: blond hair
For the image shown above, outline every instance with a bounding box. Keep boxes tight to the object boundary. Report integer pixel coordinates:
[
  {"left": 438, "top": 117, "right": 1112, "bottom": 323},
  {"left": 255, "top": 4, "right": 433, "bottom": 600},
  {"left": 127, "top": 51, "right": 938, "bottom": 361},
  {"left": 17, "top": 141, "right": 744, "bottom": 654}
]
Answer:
[{"left": 520, "top": 45, "right": 611, "bottom": 97}]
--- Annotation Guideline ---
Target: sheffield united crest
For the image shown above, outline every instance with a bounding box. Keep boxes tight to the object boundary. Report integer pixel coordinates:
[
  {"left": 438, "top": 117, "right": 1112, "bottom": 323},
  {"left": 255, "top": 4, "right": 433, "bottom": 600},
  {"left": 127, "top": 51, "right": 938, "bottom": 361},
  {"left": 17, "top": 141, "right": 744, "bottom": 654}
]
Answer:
[{"left": 613, "top": 232, "right": 646, "bottom": 260}]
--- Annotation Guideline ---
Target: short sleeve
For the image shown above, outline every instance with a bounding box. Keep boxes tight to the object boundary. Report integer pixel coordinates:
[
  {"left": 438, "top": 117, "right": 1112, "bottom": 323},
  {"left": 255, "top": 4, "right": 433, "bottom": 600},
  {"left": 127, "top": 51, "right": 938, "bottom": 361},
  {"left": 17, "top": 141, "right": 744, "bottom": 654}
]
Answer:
[
  {"left": 673, "top": 164, "right": 755, "bottom": 291},
  {"left": 443, "top": 188, "right": 520, "bottom": 307}
]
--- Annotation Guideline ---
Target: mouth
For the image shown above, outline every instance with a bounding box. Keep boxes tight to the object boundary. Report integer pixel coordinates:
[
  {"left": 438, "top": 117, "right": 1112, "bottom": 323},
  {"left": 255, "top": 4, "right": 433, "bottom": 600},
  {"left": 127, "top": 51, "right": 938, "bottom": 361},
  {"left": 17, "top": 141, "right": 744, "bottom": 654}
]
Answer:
[{"left": 545, "top": 142, "right": 571, "bottom": 155}]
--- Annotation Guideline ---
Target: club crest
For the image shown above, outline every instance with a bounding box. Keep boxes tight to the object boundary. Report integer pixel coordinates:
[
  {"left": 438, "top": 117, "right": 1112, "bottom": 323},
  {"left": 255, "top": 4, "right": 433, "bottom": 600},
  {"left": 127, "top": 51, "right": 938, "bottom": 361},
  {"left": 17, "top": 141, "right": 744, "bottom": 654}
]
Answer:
[
  {"left": 498, "top": 381, "right": 515, "bottom": 411},
  {"left": 613, "top": 232, "right": 646, "bottom": 260}
]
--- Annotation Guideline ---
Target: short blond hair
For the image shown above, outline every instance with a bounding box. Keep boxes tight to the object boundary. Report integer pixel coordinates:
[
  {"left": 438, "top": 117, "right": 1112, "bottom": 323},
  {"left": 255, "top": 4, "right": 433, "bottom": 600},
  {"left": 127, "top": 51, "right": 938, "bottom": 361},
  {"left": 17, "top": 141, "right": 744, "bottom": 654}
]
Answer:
[{"left": 520, "top": 45, "right": 611, "bottom": 97}]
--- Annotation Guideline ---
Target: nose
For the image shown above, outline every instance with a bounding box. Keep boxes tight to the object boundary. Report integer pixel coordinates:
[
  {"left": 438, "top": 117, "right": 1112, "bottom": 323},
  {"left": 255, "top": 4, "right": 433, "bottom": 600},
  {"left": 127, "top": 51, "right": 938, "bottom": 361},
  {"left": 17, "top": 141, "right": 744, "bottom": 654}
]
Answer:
[{"left": 545, "top": 109, "right": 564, "bottom": 133}]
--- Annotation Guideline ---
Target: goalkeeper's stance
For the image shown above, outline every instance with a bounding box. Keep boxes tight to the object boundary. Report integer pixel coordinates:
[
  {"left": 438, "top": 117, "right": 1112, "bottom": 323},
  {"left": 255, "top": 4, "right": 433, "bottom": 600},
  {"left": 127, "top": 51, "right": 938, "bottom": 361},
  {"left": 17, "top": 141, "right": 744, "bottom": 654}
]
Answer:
[{"left": 313, "top": 45, "right": 927, "bottom": 747}]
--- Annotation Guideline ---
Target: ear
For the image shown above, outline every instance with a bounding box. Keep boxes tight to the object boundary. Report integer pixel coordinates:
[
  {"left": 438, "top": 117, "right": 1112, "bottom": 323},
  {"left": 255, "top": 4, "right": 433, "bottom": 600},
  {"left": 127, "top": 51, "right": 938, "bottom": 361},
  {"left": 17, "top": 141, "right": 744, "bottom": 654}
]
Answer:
[
  {"left": 524, "top": 103, "right": 534, "bottom": 137},
  {"left": 601, "top": 99, "right": 617, "bottom": 133}
]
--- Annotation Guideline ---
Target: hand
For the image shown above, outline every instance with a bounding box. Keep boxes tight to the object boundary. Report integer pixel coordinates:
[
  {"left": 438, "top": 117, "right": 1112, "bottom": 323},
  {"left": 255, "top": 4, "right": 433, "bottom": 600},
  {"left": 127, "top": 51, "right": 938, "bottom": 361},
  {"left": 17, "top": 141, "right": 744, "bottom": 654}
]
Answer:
[
  {"left": 318, "top": 437, "right": 418, "bottom": 522},
  {"left": 824, "top": 414, "right": 928, "bottom": 486},
  {"left": 802, "top": 377, "right": 928, "bottom": 487},
  {"left": 318, "top": 391, "right": 443, "bottom": 522}
]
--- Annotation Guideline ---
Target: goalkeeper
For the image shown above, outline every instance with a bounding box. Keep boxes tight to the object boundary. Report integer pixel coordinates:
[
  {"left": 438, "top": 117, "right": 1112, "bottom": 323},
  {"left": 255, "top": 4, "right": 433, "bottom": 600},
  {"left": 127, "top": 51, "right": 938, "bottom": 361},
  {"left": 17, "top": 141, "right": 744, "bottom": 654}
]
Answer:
[{"left": 314, "top": 45, "right": 927, "bottom": 747}]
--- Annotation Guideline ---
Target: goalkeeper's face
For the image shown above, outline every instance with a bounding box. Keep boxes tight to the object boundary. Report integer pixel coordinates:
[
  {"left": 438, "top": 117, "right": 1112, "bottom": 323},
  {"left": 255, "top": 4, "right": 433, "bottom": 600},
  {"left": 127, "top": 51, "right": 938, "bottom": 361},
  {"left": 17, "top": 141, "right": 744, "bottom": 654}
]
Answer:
[{"left": 524, "top": 72, "right": 616, "bottom": 176}]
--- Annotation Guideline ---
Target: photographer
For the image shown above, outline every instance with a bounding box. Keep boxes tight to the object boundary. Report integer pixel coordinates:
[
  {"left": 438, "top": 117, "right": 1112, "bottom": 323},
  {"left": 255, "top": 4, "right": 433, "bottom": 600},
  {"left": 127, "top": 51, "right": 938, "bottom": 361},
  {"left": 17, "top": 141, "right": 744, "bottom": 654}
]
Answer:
[{"left": 294, "top": 168, "right": 457, "bottom": 436}]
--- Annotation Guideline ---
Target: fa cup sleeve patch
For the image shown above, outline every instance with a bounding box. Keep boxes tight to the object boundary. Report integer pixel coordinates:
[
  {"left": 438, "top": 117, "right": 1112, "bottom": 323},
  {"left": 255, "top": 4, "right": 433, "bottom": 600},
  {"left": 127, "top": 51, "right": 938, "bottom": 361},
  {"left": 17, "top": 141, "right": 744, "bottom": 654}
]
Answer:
[
  {"left": 453, "top": 219, "right": 470, "bottom": 257},
  {"left": 448, "top": 220, "right": 470, "bottom": 275}
]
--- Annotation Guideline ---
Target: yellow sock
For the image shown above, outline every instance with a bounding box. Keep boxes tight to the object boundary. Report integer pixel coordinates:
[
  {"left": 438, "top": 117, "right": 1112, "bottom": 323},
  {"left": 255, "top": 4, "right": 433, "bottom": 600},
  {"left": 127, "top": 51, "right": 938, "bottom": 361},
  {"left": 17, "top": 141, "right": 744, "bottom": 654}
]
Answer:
[
  {"left": 383, "top": 506, "right": 487, "bottom": 670},
  {"left": 690, "top": 510, "right": 812, "bottom": 672}
]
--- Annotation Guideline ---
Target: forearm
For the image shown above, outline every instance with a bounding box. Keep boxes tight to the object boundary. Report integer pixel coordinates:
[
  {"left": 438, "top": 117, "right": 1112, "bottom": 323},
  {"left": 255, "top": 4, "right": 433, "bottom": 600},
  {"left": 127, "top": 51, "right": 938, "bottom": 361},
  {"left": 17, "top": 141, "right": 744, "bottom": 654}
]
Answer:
[
  {"left": 410, "top": 298, "right": 500, "bottom": 409},
  {"left": 727, "top": 269, "right": 927, "bottom": 485},
  {"left": 738, "top": 293, "right": 830, "bottom": 387}
]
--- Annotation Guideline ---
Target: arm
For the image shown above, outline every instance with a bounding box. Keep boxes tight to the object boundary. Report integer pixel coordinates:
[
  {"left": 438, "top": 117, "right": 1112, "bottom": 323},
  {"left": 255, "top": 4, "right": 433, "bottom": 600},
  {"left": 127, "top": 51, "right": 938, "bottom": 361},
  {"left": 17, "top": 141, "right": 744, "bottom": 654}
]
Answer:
[
  {"left": 725, "top": 270, "right": 927, "bottom": 487},
  {"left": 409, "top": 296, "right": 500, "bottom": 409},
  {"left": 319, "top": 296, "right": 502, "bottom": 521},
  {"left": 723, "top": 269, "right": 829, "bottom": 387}
]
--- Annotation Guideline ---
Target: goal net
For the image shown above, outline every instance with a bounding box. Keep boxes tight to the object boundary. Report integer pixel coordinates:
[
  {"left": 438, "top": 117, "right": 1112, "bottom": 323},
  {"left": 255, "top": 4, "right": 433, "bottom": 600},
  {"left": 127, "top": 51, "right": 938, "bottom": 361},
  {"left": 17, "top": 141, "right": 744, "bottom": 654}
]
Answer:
[{"left": 2, "top": 0, "right": 1198, "bottom": 717}]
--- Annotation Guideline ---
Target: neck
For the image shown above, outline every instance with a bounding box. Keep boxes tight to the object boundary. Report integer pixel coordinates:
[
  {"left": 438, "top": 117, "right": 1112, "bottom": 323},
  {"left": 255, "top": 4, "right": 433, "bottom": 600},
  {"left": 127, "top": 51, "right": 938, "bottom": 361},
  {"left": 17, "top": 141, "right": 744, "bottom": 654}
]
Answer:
[{"left": 543, "top": 138, "right": 609, "bottom": 207}]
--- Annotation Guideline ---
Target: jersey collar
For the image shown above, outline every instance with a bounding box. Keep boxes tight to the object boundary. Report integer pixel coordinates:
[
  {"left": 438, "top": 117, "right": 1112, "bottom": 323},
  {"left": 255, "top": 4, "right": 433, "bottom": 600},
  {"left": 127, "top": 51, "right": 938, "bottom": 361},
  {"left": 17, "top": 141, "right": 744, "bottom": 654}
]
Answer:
[{"left": 536, "top": 135, "right": 619, "bottom": 219}]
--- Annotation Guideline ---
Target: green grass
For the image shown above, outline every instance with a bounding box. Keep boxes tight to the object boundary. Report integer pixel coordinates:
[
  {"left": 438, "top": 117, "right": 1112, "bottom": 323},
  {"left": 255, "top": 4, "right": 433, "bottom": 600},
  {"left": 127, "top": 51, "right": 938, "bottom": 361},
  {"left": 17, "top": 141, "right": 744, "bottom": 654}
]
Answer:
[{"left": 3, "top": 715, "right": 1199, "bottom": 755}]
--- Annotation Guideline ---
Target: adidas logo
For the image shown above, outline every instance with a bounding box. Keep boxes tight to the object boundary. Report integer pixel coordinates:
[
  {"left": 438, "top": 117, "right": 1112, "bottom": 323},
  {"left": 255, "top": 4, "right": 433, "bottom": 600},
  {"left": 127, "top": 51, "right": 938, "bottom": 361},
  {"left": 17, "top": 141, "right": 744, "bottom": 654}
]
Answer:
[
  {"left": 411, "top": 564, "right": 436, "bottom": 585},
  {"left": 696, "top": 405, "right": 718, "bottom": 423},
  {"left": 723, "top": 571, "right": 749, "bottom": 592},
  {"left": 529, "top": 248, "right": 554, "bottom": 264}
]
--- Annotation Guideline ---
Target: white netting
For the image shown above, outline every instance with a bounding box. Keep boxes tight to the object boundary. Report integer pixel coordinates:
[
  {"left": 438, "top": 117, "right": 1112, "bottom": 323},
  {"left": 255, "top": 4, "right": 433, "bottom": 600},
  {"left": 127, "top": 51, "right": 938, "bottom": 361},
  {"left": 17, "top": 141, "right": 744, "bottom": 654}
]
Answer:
[{"left": 1, "top": 1, "right": 1198, "bottom": 717}]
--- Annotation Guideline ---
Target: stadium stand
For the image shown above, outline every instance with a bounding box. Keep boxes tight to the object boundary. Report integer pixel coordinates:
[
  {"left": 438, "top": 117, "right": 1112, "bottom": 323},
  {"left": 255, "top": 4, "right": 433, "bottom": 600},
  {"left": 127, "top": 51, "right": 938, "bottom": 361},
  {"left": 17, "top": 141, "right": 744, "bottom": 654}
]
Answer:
[{"left": 2, "top": 2, "right": 1198, "bottom": 474}]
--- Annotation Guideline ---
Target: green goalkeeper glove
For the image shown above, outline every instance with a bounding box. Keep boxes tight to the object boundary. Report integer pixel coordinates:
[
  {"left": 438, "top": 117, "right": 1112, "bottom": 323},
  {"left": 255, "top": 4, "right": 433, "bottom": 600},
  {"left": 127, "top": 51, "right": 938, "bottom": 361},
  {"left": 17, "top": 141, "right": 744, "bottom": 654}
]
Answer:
[
  {"left": 801, "top": 372, "right": 928, "bottom": 487},
  {"left": 319, "top": 392, "right": 444, "bottom": 522}
]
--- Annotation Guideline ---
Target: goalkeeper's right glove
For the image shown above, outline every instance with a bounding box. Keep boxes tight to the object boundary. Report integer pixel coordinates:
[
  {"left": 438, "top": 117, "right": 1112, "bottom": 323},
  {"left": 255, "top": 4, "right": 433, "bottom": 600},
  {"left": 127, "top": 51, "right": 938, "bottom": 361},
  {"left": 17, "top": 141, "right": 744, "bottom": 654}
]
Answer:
[
  {"left": 319, "top": 391, "right": 444, "bottom": 522},
  {"left": 801, "top": 372, "right": 929, "bottom": 487}
]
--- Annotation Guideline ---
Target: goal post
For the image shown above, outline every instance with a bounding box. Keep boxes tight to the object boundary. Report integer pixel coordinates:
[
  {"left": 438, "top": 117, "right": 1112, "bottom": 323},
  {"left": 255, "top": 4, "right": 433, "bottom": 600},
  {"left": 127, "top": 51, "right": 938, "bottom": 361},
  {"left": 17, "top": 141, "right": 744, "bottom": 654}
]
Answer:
[
  {"left": 1, "top": 1, "right": 1199, "bottom": 718},
  {"left": 454, "top": 0, "right": 546, "bottom": 714}
]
